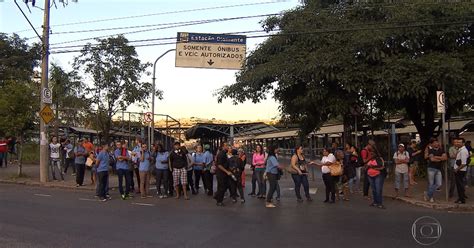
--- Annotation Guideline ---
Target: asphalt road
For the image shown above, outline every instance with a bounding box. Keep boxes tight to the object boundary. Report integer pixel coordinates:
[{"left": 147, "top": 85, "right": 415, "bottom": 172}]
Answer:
[{"left": 0, "top": 181, "right": 472, "bottom": 248}]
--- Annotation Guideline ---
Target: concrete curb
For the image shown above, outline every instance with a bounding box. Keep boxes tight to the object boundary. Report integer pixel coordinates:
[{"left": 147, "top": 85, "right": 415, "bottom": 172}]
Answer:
[
  {"left": 387, "top": 196, "right": 474, "bottom": 212},
  {"left": 0, "top": 179, "right": 109, "bottom": 192}
]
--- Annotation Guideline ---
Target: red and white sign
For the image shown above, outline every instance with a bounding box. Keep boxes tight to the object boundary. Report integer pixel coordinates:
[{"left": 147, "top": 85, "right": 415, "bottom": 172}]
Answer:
[{"left": 144, "top": 112, "right": 153, "bottom": 123}]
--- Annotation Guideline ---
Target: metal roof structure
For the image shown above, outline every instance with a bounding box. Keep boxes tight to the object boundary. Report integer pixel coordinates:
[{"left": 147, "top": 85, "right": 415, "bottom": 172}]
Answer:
[{"left": 185, "top": 122, "right": 278, "bottom": 140}]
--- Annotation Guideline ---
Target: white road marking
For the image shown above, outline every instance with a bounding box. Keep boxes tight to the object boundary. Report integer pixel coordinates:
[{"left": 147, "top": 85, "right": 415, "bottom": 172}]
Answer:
[
  {"left": 131, "top": 202, "right": 155, "bottom": 207},
  {"left": 79, "top": 198, "right": 99, "bottom": 202},
  {"left": 34, "top": 194, "right": 52, "bottom": 197}
]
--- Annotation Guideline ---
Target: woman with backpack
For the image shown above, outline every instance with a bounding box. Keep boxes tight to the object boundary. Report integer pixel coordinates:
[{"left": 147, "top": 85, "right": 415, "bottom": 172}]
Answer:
[
  {"left": 229, "top": 149, "right": 246, "bottom": 203},
  {"left": 289, "top": 145, "right": 314, "bottom": 202}
]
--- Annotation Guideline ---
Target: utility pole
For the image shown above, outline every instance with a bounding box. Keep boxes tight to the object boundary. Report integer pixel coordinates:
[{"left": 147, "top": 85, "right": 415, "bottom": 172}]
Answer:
[
  {"left": 39, "top": 0, "right": 51, "bottom": 183},
  {"left": 151, "top": 49, "right": 175, "bottom": 145}
]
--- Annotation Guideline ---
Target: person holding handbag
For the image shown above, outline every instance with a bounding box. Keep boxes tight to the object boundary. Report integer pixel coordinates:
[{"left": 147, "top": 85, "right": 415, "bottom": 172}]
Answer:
[
  {"left": 289, "top": 146, "right": 315, "bottom": 202},
  {"left": 317, "top": 147, "right": 337, "bottom": 203}
]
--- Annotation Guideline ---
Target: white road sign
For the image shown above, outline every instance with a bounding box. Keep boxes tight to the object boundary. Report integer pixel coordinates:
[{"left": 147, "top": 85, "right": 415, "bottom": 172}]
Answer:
[
  {"left": 437, "top": 91, "right": 445, "bottom": 113},
  {"left": 42, "top": 88, "right": 52, "bottom": 104},
  {"left": 175, "top": 32, "right": 246, "bottom": 70}
]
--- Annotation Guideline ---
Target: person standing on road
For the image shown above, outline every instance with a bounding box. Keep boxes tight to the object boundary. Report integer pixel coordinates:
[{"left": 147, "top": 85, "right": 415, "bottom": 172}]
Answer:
[
  {"left": 361, "top": 140, "right": 376, "bottom": 199},
  {"left": 95, "top": 143, "right": 110, "bottom": 202},
  {"left": 192, "top": 145, "right": 206, "bottom": 195},
  {"left": 131, "top": 138, "right": 143, "bottom": 194},
  {"left": 83, "top": 138, "right": 94, "bottom": 153},
  {"left": 229, "top": 148, "right": 245, "bottom": 203},
  {"left": 183, "top": 146, "right": 196, "bottom": 195},
  {"left": 115, "top": 141, "right": 131, "bottom": 200},
  {"left": 318, "top": 147, "right": 336, "bottom": 203},
  {"left": 289, "top": 145, "right": 313, "bottom": 202},
  {"left": 0, "top": 137, "right": 8, "bottom": 168},
  {"left": 448, "top": 139, "right": 459, "bottom": 198},
  {"left": 367, "top": 151, "right": 386, "bottom": 209},
  {"left": 248, "top": 149, "right": 258, "bottom": 197},
  {"left": 49, "top": 136, "right": 63, "bottom": 181},
  {"left": 169, "top": 142, "right": 189, "bottom": 200},
  {"left": 155, "top": 144, "right": 170, "bottom": 198},
  {"left": 424, "top": 138, "right": 447, "bottom": 203},
  {"left": 347, "top": 145, "right": 361, "bottom": 194},
  {"left": 454, "top": 138, "right": 469, "bottom": 204},
  {"left": 265, "top": 146, "right": 284, "bottom": 208},
  {"left": 407, "top": 140, "right": 421, "bottom": 185},
  {"left": 215, "top": 143, "right": 232, "bottom": 206},
  {"left": 139, "top": 143, "right": 152, "bottom": 199},
  {"left": 63, "top": 139, "right": 76, "bottom": 176},
  {"left": 393, "top": 144, "right": 410, "bottom": 198},
  {"left": 238, "top": 149, "right": 247, "bottom": 189},
  {"left": 74, "top": 139, "right": 88, "bottom": 187},
  {"left": 202, "top": 144, "right": 214, "bottom": 196},
  {"left": 252, "top": 144, "right": 266, "bottom": 199}
]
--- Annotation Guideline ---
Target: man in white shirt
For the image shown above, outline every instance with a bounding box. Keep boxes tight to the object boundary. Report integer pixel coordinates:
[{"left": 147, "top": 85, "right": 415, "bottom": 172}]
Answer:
[
  {"left": 454, "top": 138, "right": 469, "bottom": 204},
  {"left": 49, "top": 136, "right": 64, "bottom": 181},
  {"left": 393, "top": 144, "right": 410, "bottom": 198}
]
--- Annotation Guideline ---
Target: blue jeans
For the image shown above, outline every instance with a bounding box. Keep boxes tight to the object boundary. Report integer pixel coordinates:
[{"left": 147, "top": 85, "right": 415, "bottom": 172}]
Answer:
[
  {"left": 291, "top": 174, "right": 310, "bottom": 199},
  {"left": 427, "top": 168, "right": 442, "bottom": 199},
  {"left": 368, "top": 174, "right": 383, "bottom": 205}
]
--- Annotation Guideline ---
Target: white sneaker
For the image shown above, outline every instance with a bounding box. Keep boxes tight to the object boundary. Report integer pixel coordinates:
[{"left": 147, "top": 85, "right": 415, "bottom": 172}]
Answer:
[
  {"left": 265, "top": 203, "right": 276, "bottom": 208},
  {"left": 429, "top": 198, "right": 435, "bottom": 203}
]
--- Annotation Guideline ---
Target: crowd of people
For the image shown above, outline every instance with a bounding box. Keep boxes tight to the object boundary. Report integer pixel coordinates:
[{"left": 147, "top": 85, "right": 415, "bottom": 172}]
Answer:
[
  {"left": 47, "top": 135, "right": 473, "bottom": 207},
  {"left": 0, "top": 136, "right": 18, "bottom": 168}
]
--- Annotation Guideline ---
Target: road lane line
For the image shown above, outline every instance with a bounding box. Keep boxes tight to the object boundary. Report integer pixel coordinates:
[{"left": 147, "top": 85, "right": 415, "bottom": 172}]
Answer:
[
  {"left": 79, "top": 198, "right": 99, "bottom": 202},
  {"left": 34, "top": 194, "right": 52, "bottom": 197},
  {"left": 131, "top": 202, "right": 155, "bottom": 207}
]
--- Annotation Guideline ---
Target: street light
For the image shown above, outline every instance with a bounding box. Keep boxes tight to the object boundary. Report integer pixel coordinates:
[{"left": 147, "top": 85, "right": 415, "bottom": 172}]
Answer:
[{"left": 150, "top": 49, "right": 175, "bottom": 147}]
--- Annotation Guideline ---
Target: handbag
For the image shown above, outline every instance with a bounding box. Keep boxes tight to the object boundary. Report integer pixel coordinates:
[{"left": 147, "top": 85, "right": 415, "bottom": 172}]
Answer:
[
  {"left": 85, "top": 157, "right": 94, "bottom": 167},
  {"left": 329, "top": 161, "right": 343, "bottom": 176}
]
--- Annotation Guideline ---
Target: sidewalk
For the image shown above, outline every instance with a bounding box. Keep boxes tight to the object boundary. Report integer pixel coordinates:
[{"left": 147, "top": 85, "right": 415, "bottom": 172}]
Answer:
[
  {"left": 382, "top": 175, "right": 474, "bottom": 211},
  {"left": 1, "top": 163, "right": 473, "bottom": 211}
]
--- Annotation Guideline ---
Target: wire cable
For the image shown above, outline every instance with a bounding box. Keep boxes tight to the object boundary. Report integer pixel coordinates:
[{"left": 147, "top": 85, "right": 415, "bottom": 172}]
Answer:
[
  {"left": 14, "top": 0, "right": 290, "bottom": 33},
  {"left": 49, "top": 20, "right": 472, "bottom": 54}
]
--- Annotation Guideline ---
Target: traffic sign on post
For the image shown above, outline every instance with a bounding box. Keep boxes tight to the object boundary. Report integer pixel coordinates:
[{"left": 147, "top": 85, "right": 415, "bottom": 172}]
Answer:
[
  {"left": 39, "top": 105, "right": 54, "bottom": 125},
  {"left": 175, "top": 32, "right": 246, "bottom": 70},
  {"left": 144, "top": 112, "right": 153, "bottom": 123},
  {"left": 437, "top": 91, "right": 445, "bottom": 113},
  {"left": 42, "top": 88, "right": 52, "bottom": 104}
]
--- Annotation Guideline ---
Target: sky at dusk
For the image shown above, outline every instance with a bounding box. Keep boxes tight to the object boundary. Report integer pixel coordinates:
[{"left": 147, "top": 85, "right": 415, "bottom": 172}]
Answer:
[{"left": 1, "top": 0, "right": 301, "bottom": 121}]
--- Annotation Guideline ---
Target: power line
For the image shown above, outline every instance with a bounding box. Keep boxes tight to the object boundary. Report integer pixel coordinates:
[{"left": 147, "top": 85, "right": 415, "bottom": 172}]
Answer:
[
  {"left": 49, "top": 20, "right": 473, "bottom": 54},
  {"left": 50, "top": 30, "right": 272, "bottom": 50},
  {"left": 49, "top": 16, "right": 473, "bottom": 50},
  {"left": 46, "top": 13, "right": 279, "bottom": 45},
  {"left": 14, "top": 1, "right": 291, "bottom": 33}
]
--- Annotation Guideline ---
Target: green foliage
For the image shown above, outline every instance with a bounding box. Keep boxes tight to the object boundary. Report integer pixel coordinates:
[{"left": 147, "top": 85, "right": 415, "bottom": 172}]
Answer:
[
  {"left": 0, "top": 33, "right": 40, "bottom": 137},
  {"left": 0, "top": 33, "right": 40, "bottom": 84},
  {"left": 0, "top": 80, "right": 38, "bottom": 136},
  {"left": 218, "top": 1, "right": 474, "bottom": 144},
  {"left": 73, "top": 35, "right": 161, "bottom": 142}
]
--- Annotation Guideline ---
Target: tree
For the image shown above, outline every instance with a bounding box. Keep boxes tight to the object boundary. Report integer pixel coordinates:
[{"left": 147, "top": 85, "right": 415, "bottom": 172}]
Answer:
[
  {"left": 217, "top": 0, "right": 474, "bottom": 146},
  {"left": 73, "top": 35, "right": 160, "bottom": 142},
  {"left": 49, "top": 63, "right": 89, "bottom": 134},
  {"left": 0, "top": 33, "right": 40, "bottom": 175}
]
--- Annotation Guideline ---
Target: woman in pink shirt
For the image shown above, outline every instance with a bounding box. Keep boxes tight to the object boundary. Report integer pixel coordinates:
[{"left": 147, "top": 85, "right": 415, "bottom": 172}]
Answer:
[{"left": 253, "top": 144, "right": 266, "bottom": 199}]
